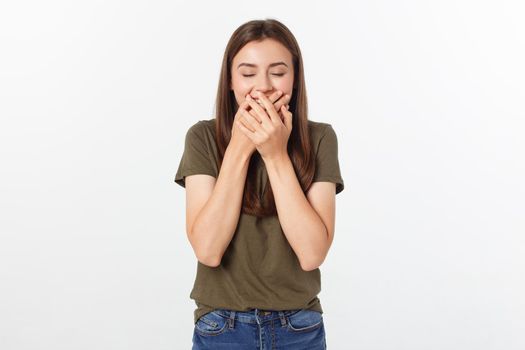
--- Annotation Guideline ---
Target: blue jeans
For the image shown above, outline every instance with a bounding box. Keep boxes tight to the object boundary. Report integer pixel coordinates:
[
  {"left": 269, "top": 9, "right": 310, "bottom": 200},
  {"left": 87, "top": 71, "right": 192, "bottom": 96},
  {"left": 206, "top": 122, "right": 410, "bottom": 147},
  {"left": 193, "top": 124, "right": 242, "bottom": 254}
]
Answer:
[{"left": 192, "top": 308, "right": 327, "bottom": 349}]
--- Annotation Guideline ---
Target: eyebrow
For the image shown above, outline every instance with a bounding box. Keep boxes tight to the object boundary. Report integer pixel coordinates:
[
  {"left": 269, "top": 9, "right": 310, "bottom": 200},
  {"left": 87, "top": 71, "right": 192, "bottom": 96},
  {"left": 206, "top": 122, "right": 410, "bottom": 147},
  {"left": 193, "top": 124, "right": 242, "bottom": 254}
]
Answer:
[{"left": 237, "top": 61, "right": 288, "bottom": 69}]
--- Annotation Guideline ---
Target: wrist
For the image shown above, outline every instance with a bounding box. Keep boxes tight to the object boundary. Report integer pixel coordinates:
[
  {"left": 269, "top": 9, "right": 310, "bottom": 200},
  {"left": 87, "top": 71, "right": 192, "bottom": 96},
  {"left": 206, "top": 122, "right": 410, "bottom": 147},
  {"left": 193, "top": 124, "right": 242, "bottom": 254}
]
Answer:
[
  {"left": 263, "top": 152, "right": 292, "bottom": 180},
  {"left": 262, "top": 151, "right": 290, "bottom": 166},
  {"left": 226, "top": 141, "right": 253, "bottom": 162}
]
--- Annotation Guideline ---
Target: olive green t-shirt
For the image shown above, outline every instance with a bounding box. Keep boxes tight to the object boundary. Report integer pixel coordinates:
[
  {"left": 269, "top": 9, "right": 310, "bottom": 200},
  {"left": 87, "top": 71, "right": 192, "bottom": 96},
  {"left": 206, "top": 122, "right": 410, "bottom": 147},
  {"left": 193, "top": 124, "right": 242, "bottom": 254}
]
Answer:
[{"left": 174, "top": 118, "right": 344, "bottom": 324}]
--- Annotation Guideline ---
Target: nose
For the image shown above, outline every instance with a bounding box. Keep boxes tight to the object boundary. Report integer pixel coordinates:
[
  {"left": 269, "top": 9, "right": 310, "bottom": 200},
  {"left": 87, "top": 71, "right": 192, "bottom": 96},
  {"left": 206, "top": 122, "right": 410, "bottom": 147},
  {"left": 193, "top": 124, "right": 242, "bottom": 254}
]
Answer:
[{"left": 251, "top": 77, "right": 274, "bottom": 98}]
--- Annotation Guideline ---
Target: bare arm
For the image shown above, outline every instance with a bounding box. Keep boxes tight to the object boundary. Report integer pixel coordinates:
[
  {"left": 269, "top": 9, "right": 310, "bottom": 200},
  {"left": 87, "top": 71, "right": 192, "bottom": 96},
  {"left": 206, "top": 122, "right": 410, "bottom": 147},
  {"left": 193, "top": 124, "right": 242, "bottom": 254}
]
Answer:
[
  {"left": 188, "top": 143, "right": 252, "bottom": 267},
  {"left": 264, "top": 153, "right": 332, "bottom": 271}
]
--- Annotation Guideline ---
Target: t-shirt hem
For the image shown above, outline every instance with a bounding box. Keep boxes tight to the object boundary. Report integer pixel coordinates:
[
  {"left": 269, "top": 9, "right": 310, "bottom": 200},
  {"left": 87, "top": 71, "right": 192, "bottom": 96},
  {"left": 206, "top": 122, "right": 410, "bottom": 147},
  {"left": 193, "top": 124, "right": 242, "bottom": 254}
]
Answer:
[
  {"left": 311, "top": 177, "right": 345, "bottom": 194},
  {"left": 192, "top": 299, "right": 323, "bottom": 324},
  {"left": 174, "top": 169, "right": 218, "bottom": 187}
]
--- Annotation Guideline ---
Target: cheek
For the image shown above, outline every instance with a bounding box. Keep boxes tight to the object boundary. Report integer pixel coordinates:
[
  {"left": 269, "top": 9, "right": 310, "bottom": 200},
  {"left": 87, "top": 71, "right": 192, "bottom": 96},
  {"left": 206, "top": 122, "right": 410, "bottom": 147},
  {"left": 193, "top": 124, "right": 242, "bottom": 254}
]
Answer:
[
  {"left": 274, "top": 77, "right": 294, "bottom": 94},
  {"left": 231, "top": 79, "right": 251, "bottom": 97},
  {"left": 233, "top": 89, "right": 249, "bottom": 104},
  {"left": 232, "top": 74, "right": 250, "bottom": 88}
]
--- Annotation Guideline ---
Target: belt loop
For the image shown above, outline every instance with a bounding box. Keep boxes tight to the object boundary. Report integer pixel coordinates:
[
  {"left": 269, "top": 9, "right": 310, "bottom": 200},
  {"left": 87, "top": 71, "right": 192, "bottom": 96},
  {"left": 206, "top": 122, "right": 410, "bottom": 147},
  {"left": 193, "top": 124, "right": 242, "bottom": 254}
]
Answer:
[
  {"left": 228, "top": 310, "right": 236, "bottom": 329},
  {"left": 278, "top": 311, "right": 287, "bottom": 327}
]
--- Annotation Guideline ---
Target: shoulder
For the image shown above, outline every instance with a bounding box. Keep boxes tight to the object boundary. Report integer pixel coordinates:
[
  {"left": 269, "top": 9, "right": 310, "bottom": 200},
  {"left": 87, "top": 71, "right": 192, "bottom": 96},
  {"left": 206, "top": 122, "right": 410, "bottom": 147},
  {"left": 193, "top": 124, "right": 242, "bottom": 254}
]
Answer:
[
  {"left": 187, "top": 118, "right": 215, "bottom": 134},
  {"left": 185, "top": 118, "right": 216, "bottom": 142},
  {"left": 307, "top": 119, "right": 336, "bottom": 144}
]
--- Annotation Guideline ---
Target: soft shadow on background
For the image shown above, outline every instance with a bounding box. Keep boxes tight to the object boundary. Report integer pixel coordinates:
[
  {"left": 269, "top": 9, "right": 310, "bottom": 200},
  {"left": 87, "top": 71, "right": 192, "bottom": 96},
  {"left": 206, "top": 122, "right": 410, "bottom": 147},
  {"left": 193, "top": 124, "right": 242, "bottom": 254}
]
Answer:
[{"left": 0, "top": 1, "right": 524, "bottom": 349}]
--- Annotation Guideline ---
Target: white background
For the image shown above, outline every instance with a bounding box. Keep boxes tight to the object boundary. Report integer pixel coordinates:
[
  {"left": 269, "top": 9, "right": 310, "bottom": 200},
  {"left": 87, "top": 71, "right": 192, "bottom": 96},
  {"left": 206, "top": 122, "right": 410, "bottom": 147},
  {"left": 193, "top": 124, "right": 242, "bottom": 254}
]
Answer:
[{"left": 1, "top": 0, "right": 524, "bottom": 349}]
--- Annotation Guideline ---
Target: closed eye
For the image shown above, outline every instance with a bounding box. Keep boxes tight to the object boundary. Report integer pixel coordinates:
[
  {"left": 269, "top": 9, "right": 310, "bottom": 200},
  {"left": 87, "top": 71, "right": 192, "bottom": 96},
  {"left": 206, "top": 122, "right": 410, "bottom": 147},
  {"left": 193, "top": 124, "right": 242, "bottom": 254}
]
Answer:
[{"left": 242, "top": 73, "right": 285, "bottom": 77}]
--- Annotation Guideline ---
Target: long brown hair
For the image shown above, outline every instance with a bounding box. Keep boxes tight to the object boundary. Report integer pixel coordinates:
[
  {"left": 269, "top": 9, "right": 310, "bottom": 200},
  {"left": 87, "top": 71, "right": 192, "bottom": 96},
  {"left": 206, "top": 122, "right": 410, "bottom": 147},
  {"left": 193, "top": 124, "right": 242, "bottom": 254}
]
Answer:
[{"left": 214, "top": 18, "right": 315, "bottom": 218}]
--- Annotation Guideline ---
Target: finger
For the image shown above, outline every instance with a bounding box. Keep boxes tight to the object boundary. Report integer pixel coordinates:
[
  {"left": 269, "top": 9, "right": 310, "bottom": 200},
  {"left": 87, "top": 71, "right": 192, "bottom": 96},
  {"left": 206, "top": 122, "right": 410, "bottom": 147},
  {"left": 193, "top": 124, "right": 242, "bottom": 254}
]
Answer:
[
  {"left": 246, "top": 95, "right": 270, "bottom": 125},
  {"left": 236, "top": 119, "right": 255, "bottom": 139},
  {"left": 239, "top": 98, "right": 250, "bottom": 110},
  {"left": 236, "top": 99, "right": 250, "bottom": 118},
  {"left": 264, "top": 90, "right": 283, "bottom": 111},
  {"left": 256, "top": 92, "right": 281, "bottom": 125},
  {"left": 278, "top": 112, "right": 284, "bottom": 123},
  {"left": 244, "top": 95, "right": 264, "bottom": 123},
  {"left": 239, "top": 111, "right": 256, "bottom": 132},
  {"left": 269, "top": 90, "right": 283, "bottom": 104},
  {"left": 248, "top": 109, "right": 261, "bottom": 123},
  {"left": 272, "top": 93, "right": 291, "bottom": 112},
  {"left": 245, "top": 105, "right": 262, "bottom": 123},
  {"left": 280, "top": 105, "right": 293, "bottom": 130},
  {"left": 242, "top": 108, "right": 263, "bottom": 132}
]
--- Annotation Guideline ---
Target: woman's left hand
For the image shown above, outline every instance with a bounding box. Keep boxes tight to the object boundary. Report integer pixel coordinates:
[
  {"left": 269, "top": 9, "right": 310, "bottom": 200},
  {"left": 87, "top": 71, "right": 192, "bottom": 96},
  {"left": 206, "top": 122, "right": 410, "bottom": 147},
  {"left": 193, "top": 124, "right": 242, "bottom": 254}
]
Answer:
[{"left": 236, "top": 90, "right": 293, "bottom": 161}]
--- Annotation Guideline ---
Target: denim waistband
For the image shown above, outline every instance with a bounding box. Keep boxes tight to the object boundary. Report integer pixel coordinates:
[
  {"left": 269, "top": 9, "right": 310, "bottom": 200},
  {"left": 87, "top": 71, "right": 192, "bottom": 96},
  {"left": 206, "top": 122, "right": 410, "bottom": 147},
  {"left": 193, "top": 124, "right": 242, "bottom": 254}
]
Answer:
[{"left": 212, "top": 308, "right": 302, "bottom": 325}]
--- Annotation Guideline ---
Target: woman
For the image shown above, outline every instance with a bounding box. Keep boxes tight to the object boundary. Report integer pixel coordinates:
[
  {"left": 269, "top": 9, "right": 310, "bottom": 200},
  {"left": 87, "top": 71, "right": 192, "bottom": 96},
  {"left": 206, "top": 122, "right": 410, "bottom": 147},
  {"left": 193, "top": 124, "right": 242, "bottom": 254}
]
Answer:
[{"left": 174, "top": 18, "right": 344, "bottom": 350}]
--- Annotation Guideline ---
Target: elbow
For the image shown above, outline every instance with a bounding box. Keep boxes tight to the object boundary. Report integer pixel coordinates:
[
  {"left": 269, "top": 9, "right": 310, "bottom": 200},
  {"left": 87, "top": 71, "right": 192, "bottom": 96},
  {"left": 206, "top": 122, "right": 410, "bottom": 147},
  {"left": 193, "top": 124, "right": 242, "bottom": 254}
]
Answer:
[
  {"left": 300, "top": 263, "right": 319, "bottom": 272},
  {"left": 199, "top": 257, "right": 221, "bottom": 268},
  {"left": 194, "top": 244, "right": 222, "bottom": 267},
  {"left": 188, "top": 229, "right": 222, "bottom": 268},
  {"left": 195, "top": 247, "right": 222, "bottom": 268},
  {"left": 300, "top": 256, "right": 323, "bottom": 272},
  {"left": 300, "top": 237, "right": 331, "bottom": 271}
]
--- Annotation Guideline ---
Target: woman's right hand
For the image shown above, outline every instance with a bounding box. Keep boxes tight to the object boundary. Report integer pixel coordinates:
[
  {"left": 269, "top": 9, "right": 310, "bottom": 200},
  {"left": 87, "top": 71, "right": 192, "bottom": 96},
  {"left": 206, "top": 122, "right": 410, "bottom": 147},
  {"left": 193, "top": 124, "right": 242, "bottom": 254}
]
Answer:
[{"left": 230, "top": 98, "right": 257, "bottom": 157}]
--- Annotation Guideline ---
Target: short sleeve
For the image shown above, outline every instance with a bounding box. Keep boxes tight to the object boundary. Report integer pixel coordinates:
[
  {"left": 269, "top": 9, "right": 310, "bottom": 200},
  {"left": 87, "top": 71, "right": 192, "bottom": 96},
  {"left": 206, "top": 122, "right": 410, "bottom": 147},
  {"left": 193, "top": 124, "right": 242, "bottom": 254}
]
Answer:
[
  {"left": 174, "top": 122, "right": 217, "bottom": 188},
  {"left": 312, "top": 124, "right": 345, "bottom": 194}
]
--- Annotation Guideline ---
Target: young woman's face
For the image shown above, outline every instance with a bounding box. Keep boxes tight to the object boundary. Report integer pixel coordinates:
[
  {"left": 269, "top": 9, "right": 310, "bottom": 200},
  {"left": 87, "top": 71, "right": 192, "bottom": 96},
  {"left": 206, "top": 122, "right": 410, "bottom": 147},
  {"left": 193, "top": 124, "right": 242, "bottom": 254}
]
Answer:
[{"left": 231, "top": 38, "right": 294, "bottom": 106}]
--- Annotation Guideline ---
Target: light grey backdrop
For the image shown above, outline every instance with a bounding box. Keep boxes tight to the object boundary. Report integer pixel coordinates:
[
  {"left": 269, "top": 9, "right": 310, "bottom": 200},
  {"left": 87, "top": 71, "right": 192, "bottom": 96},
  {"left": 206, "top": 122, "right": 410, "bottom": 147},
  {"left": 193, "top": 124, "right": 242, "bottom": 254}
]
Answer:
[{"left": 1, "top": 0, "right": 524, "bottom": 349}]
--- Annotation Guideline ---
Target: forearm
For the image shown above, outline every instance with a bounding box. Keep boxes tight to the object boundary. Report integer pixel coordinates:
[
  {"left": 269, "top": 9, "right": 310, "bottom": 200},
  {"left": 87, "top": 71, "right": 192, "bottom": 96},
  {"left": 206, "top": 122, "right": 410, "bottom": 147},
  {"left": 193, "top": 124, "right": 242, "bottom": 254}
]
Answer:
[
  {"left": 191, "top": 144, "right": 251, "bottom": 266},
  {"left": 264, "top": 153, "right": 328, "bottom": 271}
]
